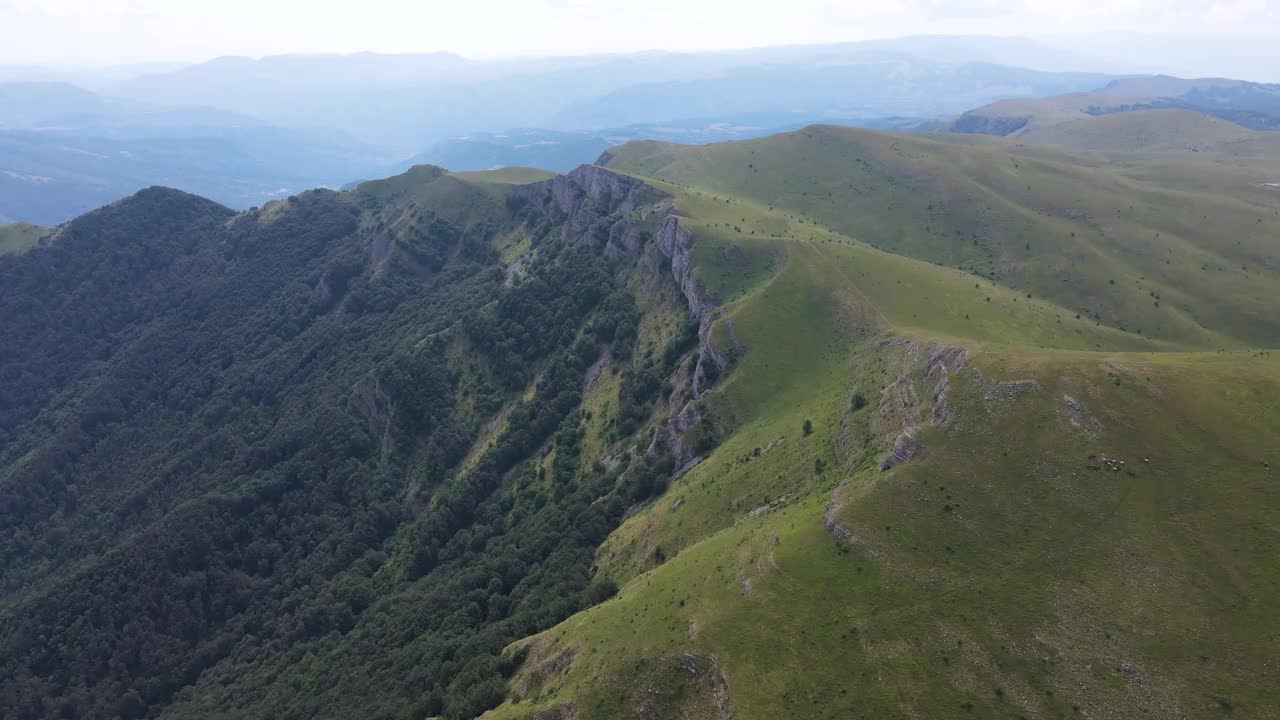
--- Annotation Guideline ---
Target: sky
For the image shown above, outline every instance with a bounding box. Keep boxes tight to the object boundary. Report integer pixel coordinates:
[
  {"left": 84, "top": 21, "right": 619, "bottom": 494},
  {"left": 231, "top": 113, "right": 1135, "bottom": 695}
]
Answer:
[{"left": 0, "top": 0, "right": 1277, "bottom": 66}]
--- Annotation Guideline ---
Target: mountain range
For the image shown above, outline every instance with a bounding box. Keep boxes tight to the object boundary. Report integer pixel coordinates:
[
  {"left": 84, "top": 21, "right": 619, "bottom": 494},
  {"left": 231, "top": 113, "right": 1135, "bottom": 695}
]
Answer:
[
  {"left": 11, "top": 33, "right": 1280, "bottom": 225},
  {"left": 949, "top": 75, "right": 1280, "bottom": 136},
  {"left": 7, "top": 32, "right": 1280, "bottom": 224},
  {"left": 2, "top": 71, "right": 1278, "bottom": 720},
  {"left": 0, "top": 81, "right": 393, "bottom": 224}
]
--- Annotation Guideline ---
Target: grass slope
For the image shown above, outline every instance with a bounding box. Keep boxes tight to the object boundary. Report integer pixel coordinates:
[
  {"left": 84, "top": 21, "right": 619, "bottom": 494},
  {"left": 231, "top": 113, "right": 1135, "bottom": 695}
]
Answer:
[
  {"left": 954, "top": 91, "right": 1155, "bottom": 132},
  {"left": 480, "top": 134, "right": 1280, "bottom": 720},
  {"left": 0, "top": 222, "right": 45, "bottom": 255},
  {"left": 1019, "top": 108, "right": 1264, "bottom": 152},
  {"left": 602, "top": 126, "right": 1280, "bottom": 349},
  {"left": 451, "top": 167, "right": 559, "bottom": 185},
  {"left": 494, "top": 346, "right": 1279, "bottom": 720}
]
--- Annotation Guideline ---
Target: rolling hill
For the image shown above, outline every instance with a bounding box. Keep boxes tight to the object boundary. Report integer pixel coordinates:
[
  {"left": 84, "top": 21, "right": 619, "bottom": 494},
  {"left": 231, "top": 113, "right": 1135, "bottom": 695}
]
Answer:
[
  {"left": 479, "top": 127, "right": 1280, "bottom": 720},
  {"left": 1012, "top": 108, "right": 1265, "bottom": 151},
  {"left": 948, "top": 75, "right": 1280, "bottom": 140},
  {"left": 2, "top": 120, "right": 1278, "bottom": 720},
  {"left": 599, "top": 125, "right": 1280, "bottom": 349},
  {"left": 947, "top": 90, "right": 1154, "bottom": 135}
]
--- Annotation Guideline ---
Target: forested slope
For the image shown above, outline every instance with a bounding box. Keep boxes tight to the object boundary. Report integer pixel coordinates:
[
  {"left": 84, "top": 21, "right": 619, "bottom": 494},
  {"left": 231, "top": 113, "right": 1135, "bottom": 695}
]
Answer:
[
  {"left": 3, "top": 124, "right": 1278, "bottom": 720},
  {"left": 0, "top": 165, "right": 720, "bottom": 720}
]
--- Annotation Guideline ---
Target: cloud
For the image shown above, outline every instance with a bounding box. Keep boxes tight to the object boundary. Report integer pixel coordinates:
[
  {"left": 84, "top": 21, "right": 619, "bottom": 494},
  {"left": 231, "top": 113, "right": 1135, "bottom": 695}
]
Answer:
[
  {"left": 0, "top": 0, "right": 1277, "bottom": 66},
  {"left": 920, "top": 0, "right": 1011, "bottom": 19},
  {"left": 1205, "top": 0, "right": 1274, "bottom": 24}
]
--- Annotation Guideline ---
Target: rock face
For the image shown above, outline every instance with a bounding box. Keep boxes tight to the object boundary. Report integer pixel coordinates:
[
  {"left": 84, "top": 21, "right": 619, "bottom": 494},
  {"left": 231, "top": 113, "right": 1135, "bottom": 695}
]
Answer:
[
  {"left": 521, "top": 164, "right": 734, "bottom": 402},
  {"left": 521, "top": 164, "right": 732, "bottom": 480},
  {"left": 651, "top": 214, "right": 734, "bottom": 397},
  {"left": 641, "top": 215, "right": 733, "bottom": 474},
  {"left": 515, "top": 164, "right": 666, "bottom": 259},
  {"left": 654, "top": 215, "right": 715, "bottom": 319},
  {"left": 511, "top": 642, "right": 578, "bottom": 698},
  {"left": 349, "top": 374, "right": 394, "bottom": 463},
  {"left": 628, "top": 654, "right": 734, "bottom": 720},
  {"left": 879, "top": 430, "right": 923, "bottom": 471},
  {"left": 647, "top": 400, "right": 707, "bottom": 476},
  {"left": 925, "top": 345, "right": 967, "bottom": 426},
  {"left": 1058, "top": 392, "right": 1103, "bottom": 435},
  {"left": 857, "top": 339, "right": 968, "bottom": 472},
  {"left": 526, "top": 703, "right": 578, "bottom": 720},
  {"left": 828, "top": 340, "right": 969, "bottom": 552},
  {"left": 824, "top": 479, "right": 883, "bottom": 560}
]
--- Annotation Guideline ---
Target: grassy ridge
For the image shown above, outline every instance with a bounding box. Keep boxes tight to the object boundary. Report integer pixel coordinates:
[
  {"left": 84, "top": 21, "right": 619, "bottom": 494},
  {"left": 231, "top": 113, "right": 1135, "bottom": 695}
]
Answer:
[
  {"left": 0, "top": 222, "right": 45, "bottom": 255},
  {"left": 602, "top": 126, "right": 1280, "bottom": 349},
  {"left": 1018, "top": 108, "right": 1267, "bottom": 152},
  {"left": 492, "top": 346, "right": 1279, "bottom": 720},
  {"left": 482, "top": 132, "right": 1280, "bottom": 720},
  {"left": 645, "top": 175, "right": 1180, "bottom": 353},
  {"left": 955, "top": 91, "right": 1155, "bottom": 132},
  {"left": 451, "top": 167, "right": 559, "bottom": 185}
]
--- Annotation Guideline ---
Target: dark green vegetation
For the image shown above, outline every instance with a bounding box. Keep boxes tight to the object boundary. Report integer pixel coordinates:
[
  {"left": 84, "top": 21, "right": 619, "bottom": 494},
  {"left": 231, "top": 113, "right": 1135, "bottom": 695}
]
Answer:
[
  {"left": 3, "top": 117, "right": 1279, "bottom": 720},
  {"left": 0, "top": 165, "right": 712, "bottom": 719}
]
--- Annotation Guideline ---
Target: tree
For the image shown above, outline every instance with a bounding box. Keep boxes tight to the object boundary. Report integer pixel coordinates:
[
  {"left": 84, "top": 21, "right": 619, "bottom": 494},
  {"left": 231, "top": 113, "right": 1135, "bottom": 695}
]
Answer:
[{"left": 583, "top": 577, "right": 619, "bottom": 606}]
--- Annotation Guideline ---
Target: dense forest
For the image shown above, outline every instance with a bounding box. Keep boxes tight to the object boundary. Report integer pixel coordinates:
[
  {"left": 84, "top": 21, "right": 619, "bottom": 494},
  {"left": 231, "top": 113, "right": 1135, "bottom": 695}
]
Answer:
[{"left": 0, "top": 166, "right": 709, "bottom": 719}]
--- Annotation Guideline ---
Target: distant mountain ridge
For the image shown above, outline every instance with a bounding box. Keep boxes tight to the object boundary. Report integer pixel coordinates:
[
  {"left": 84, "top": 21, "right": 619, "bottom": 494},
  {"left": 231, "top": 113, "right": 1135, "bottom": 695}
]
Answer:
[
  {"left": 947, "top": 75, "right": 1280, "bottom": 138},
  {"left": 2, "top": 37, "right": 1141, "bottom": 223},
  {"left": 0, "top": 81, "right": 394, "bottom": 223},
  {"left": 396, "top": 117, "right": 920, "bottom": 175},
  {"left": 102, "top": 39, "right": 1128, "bottom": 154},
  {"left": 5, "top": 38, "right": 1278, "bottom": 225}
]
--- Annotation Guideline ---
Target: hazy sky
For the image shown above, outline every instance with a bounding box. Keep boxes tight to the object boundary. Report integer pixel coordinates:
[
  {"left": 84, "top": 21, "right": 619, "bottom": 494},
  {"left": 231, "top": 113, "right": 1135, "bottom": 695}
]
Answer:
[{"left": 1, "top": 0, "right": 1277, "bottom": 66}]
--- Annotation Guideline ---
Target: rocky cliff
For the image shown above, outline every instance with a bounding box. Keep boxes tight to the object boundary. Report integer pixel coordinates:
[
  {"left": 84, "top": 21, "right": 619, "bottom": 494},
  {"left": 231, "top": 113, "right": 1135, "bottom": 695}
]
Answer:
[
  {"left": 518, "top": 164, "right": 734, "bottom": 478},
  {"left": 520, "top": 165, "right": 733, "bottom": 402},
  {"left": 515, "top": 164, "right": 667, "bottom": 259}
]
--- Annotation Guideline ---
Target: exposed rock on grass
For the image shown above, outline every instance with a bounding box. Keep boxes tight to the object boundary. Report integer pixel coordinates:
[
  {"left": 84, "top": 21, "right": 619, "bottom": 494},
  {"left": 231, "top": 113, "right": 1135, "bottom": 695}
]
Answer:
[
  {"left": 879, "top": 429, "right": 923, "bottom": 471},
  {"left": 824, "top": 478, "right": 885, "bottom": 560},
  {"left": 526, "top": 702, "right": 579, "bottom": 720},
  {"left": 510, "top": 640, "right": 578, "bottom": 699},
  {"left": 1058, "top": 392, "right": 1104, "bottom": 435},
  {"left": 860, "top": 338, "right": 968, "bottom": 471}
]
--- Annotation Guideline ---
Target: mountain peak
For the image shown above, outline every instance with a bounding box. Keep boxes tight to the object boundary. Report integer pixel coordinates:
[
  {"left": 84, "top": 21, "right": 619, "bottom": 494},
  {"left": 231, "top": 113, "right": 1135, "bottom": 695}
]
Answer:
[
  {"left": 53, "top": 186, "right": 235, "bottom": 243},
  {"left": 108, "top": 185, "right": 232, "bottom": 215}
]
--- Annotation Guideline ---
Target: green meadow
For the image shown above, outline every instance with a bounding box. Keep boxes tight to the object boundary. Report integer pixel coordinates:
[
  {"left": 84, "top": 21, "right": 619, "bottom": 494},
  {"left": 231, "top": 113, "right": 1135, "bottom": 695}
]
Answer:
[{"left": 484, "top": 126, "right": 1280, "bottom": 720}]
